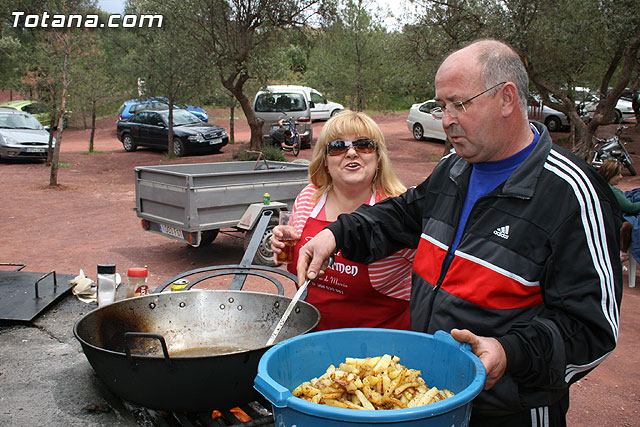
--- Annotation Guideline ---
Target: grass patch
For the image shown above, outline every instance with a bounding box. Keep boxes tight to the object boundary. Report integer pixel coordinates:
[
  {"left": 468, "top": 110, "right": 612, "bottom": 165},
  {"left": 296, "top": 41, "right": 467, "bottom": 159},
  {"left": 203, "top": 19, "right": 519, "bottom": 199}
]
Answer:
[
  {"left": 231, "top": 144, "right": 287, "bottom": 162},
  {"left": 78, "top": 151, "right": 109, "bottom": 155},
  {"left": 47, "top": 162, "right": 74, "bottom": 169}
]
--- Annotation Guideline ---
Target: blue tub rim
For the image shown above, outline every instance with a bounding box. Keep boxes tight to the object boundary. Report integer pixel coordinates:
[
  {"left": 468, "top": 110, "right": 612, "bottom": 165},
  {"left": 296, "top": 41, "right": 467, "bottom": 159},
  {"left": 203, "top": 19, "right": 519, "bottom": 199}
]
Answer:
[{"left": 255, "top": 328, "right": 486, "bottom": 423}]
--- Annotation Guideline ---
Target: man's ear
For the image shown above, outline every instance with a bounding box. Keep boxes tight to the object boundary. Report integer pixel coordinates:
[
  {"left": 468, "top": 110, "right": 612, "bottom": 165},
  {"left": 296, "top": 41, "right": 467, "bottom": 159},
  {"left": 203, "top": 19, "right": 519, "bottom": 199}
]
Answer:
[{"left": 501, "top": 82, "right": 519, "bottom": 117}]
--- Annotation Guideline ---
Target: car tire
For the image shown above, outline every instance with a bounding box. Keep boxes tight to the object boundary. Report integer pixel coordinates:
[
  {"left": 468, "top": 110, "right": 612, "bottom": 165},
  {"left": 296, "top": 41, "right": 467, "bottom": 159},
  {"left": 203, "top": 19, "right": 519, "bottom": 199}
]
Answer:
[
  {"left": 172, "top": 138, "right": 185, "bottom": 157},
  {"left": 545, "top": 116, "right": 562, "bottom": 132},
  {"left": 413, "top": 123, "right": 424, "bottom": 141},
  {"left": 301, "top": 135, "right": 312, "bottom": 150},
  {"left": 330, "top": 109, "right": 341, "bottom": 118},
  {"left": 614, "top": 109, "right": 623, "bottom": 123},
  {"left": 122, "top": 134, "right": 137, "bottom": 152}
]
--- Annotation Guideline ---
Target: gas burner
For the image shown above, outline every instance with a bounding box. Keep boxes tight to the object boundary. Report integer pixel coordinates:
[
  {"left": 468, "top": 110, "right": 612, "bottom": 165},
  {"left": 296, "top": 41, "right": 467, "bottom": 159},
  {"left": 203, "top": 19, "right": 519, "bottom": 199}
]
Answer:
[{"left": 124, "top": 399, "right": 274, "bottom": 426}]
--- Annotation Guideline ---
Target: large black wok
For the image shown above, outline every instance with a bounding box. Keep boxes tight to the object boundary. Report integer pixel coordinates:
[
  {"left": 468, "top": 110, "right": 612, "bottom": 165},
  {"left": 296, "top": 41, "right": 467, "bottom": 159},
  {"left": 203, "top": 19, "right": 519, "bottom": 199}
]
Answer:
[{"left": 74, "top": 289, "right": 320, "bottom": 412}]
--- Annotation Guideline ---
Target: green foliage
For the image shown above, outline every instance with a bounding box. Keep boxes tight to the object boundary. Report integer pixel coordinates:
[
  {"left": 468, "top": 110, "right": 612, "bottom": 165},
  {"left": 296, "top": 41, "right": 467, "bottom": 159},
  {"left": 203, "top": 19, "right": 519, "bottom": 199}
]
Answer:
[{"left": 232, "top": 144, "right": 288, "bottom": 162}]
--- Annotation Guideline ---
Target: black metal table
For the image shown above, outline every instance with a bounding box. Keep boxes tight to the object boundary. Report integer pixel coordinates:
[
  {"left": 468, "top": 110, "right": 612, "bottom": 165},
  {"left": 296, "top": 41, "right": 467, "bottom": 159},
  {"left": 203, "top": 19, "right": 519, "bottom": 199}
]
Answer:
[{"left": 0, "top": 264, "right": 75, "bottom": 322}]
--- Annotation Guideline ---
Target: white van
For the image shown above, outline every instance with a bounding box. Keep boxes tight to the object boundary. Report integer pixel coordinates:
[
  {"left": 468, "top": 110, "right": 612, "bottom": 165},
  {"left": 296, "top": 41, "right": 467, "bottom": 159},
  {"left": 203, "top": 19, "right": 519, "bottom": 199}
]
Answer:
[
  {"left": 254, "top": 86, "right": 313, "bottom": 149},
  {"left": 259, "top": 85, "right": 343, "bottom": 120}
]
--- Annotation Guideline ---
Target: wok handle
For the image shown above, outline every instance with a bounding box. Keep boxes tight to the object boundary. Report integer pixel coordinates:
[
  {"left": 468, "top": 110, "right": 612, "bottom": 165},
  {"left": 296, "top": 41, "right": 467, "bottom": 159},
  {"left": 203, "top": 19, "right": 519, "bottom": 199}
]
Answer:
[{"left": 123, "top": 332, "right": 172, "bottom": 368}]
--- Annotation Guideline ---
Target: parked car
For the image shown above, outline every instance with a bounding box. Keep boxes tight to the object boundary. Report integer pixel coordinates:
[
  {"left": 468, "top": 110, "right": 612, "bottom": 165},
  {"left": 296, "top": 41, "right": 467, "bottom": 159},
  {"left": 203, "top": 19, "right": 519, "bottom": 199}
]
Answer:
[
  {"left": 0, "top": 100, "right": 66, "bottom": 128},
  {"left": 406, "top": 100, "right": 446, "bottom": 141},
  {"left": 259, "top": 85, "right": 343, "bottom": 121},
  {"left": 117, "top": 98, "right": 208, "bottom": 122},
  {"left": 116, "top": 109, "right": 227, "bottom": 157},
  {"left": 0, "top": 107, "right": 55, "bottom": 161},
  {"left": 528, "top": 96, "right": 570, "bottom": 132},
  {"left": 574, "top": 87, "right": 635, "bottom": 123},
  {"left": 174, "top": 103, "right": 208, "bottom": 122},
  {"left": 584, "top": 97, "right": 634, "bottom": 123},
  {"left": 253, "top": 87, "right": 313, "bottom": 148}
]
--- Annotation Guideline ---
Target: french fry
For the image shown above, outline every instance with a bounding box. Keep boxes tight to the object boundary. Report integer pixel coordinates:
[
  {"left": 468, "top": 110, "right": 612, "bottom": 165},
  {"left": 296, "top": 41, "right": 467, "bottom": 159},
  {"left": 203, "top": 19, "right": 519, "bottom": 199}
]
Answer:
[
  {"left": 323, "top": 398, "right": 349, "bottom": 408},
  {"left": 293, "top": 354, "right": 455, "bottom": 410},
  {"left": 355, "top": 389, "right": 375, "bottom": 410}
]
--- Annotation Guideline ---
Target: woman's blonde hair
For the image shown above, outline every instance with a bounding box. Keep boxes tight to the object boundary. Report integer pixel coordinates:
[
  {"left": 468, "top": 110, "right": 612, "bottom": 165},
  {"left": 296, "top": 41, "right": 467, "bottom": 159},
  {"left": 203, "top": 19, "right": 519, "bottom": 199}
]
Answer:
[
  {"left": 598, "top": 159, "right": 622, "bottom": 183},
  {"left": 308, "top": 110, "right": 406, "bottom": 198}
]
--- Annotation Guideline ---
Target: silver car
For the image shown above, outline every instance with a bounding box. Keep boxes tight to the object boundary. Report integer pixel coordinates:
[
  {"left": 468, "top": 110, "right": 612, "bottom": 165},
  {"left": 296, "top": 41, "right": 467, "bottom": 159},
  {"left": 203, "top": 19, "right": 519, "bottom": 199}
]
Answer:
[
  {"left": 406, "top": 100, "right": 446, "bottom": 141},
  {"left": 528, "top": 95, "right": 570, "bottom": 132},
  {"left": 0, "top": 108, "right": 54, "bottom": 160}
]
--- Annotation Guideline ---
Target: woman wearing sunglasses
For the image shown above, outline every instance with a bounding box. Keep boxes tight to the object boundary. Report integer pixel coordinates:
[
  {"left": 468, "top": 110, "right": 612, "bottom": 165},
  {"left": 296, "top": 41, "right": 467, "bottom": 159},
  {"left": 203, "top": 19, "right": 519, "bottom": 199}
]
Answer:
[{"left": 271, "top": 110, "right": 414, "bottom": 331}]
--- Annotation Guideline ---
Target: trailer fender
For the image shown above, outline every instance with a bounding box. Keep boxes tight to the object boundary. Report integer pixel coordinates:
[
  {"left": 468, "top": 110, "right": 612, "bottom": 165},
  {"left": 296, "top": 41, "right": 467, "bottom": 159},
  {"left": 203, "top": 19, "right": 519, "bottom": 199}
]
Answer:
[{"left": 237, "top": 202, "right": 288, "bottom": 231}]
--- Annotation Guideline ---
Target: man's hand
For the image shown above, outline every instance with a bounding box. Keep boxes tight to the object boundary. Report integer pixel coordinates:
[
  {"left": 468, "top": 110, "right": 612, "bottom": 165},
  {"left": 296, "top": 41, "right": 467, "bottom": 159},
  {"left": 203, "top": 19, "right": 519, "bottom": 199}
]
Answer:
[
  {"left": 451, "top": 328, "right": 507, "bottom": 390},
  {"left": 296, "top": 229, "right": 337, "bottom": 285}
]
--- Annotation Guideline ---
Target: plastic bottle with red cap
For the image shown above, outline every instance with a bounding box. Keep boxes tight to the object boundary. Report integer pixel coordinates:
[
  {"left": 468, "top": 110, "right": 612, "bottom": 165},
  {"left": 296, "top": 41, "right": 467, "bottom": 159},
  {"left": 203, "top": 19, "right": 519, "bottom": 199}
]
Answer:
[{"left": 126, "top": 267, "right": 149, "bottom": 298}]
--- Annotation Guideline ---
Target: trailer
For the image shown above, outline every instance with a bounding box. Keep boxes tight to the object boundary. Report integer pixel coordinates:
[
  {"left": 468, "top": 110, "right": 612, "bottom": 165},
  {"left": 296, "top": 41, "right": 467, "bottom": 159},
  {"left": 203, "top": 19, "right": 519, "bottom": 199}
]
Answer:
[{"left": 134, "top": 160, "right": 309, "bottom": 265}]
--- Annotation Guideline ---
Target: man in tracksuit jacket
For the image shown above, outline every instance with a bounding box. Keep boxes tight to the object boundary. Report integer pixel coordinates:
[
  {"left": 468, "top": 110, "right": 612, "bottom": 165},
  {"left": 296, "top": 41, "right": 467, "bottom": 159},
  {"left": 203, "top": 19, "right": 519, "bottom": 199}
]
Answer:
[{"left": 297, "top": 39, "right": 623, "bottom": 426}]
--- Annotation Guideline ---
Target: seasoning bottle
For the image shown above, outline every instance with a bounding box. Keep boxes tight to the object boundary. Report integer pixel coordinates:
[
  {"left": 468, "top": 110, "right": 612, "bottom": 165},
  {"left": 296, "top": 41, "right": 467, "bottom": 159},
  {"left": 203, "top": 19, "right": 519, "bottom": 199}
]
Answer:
[
  {"left": 97, "top": 264, "right": 117, "bottom": 306},
  {"left": 127, "top": 267, "right": 149, "bottom": 297}
]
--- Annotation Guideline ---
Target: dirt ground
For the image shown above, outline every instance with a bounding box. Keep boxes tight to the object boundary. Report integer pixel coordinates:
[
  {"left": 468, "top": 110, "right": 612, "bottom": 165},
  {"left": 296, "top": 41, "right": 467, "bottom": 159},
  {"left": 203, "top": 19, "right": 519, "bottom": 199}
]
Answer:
[{"left": 2, "top": 111, "right": 639, "bottom": 425}]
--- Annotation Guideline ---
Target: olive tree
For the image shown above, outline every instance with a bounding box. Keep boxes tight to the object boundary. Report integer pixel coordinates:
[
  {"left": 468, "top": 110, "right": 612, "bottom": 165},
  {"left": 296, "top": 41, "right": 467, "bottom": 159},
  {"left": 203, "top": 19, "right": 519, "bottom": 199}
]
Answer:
[
  {"left": 407, "top": 0, "right": 640, "bottom": 159},
  {"left": 305, "top": 0, "right": 390, "bottom": 111},
  {"left": 153, "top": 0, "right": 328, "bottom": 150}
]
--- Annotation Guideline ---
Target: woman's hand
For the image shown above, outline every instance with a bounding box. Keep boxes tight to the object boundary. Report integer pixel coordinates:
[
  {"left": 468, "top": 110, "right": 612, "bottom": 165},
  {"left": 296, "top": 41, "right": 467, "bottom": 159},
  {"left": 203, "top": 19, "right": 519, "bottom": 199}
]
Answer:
[{"left": 271, "top": 224, "right": 300, "bottom": 264}]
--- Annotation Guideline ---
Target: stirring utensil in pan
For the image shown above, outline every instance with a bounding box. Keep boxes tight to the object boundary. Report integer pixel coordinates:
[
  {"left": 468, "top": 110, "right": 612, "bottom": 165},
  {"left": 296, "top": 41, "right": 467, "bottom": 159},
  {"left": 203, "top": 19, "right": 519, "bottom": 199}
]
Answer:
[{"left": 267, "top": 256, "right": 334, "bottom": 346}]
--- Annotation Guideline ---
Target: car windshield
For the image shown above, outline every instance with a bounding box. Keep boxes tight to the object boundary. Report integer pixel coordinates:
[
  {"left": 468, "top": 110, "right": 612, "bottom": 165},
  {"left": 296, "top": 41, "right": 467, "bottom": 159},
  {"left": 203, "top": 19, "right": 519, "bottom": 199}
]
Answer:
[
  {"left": 255, "top": 93, "right": 307, "bottom": 112},
  {"left": 159, "top": 109, "right": 202, "bottom": 126},
  {"left": 0, "top": 112, "right": 44, "bottom": 129}
]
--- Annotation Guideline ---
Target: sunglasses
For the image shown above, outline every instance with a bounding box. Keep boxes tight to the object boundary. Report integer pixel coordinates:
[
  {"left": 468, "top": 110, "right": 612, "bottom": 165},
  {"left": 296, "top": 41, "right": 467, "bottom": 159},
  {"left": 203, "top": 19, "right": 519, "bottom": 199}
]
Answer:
[{"left": 326, "top": 138, "right": 377, "bottom": 156}]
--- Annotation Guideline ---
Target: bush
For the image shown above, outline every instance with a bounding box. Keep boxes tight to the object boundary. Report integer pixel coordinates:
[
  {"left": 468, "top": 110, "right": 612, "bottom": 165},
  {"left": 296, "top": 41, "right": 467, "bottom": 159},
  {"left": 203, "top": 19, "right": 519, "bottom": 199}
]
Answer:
[{"left": 231, "top": 144, "right": 287, "bottom": 162}]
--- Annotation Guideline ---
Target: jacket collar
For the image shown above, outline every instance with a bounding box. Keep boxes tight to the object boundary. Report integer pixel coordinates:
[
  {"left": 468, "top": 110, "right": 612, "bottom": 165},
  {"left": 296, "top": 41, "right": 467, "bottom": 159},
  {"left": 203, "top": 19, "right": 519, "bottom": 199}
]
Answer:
[{"left": 448, "top": 121, "right": 552, "bottom": 199}]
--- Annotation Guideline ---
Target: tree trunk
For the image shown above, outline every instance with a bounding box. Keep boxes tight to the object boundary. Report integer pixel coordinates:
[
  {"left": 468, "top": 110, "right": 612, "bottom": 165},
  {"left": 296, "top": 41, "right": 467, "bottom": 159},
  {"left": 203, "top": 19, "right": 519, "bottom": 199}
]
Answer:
[
  {"left": 49, "top": 36, "right": 71, "bottom": 187},
  {"left": 168, "top": 104, "right": 175, "bottom": 157},
  {"left": 89, "top": 100, "right": 96, "bottom": 152},
  {"left": 50, "top": 102, "right": 66, "bottom": 187},
  {"left": 47, "top": 112, "right": 57, "bottom": 166},
  {"left": 224, "top": 79, "right": 262, "bottom": 151},
  {"left": 571, "top": 111, "right": 601, "bottom": 161},
  {"left": 229, "top": 103, "right": 235, "bottom": 145}
]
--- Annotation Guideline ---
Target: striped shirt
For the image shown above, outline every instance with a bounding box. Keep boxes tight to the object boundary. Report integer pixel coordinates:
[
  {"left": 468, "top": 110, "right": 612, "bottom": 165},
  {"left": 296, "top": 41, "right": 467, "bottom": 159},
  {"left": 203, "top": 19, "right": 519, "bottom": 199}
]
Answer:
[{"left": 292, "top": 184, "right": 414, "bottom": 300}]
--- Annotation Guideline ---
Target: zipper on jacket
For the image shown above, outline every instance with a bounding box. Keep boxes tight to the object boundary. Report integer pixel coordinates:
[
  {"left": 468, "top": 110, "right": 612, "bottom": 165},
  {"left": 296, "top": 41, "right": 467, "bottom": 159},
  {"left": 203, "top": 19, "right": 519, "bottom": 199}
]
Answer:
[{"left": 423, "top": 178, "right": 465, "bottom": 331}]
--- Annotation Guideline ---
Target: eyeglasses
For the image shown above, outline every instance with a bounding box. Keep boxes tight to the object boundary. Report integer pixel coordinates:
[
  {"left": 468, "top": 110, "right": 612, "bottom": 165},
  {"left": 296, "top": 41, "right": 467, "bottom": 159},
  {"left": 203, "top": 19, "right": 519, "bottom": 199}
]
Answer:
[
  {"left": 326, "top": 138, "right": 377, "bottom": 156},
  {"left": 431, "top": 81, "right": 506, "bottom": 120}
]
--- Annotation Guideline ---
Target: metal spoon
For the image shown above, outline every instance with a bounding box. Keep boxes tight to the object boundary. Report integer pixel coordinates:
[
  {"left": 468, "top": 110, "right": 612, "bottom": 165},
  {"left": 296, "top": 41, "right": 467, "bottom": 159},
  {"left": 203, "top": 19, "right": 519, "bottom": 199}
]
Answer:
[{"left": 266, "top": 256, "right": 334, "bottom": 346}]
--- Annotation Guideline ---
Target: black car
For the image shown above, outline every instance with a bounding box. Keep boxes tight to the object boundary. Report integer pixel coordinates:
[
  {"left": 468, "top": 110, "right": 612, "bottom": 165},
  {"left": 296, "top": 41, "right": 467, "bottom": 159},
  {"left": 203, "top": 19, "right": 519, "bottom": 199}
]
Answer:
[{"left": 116, "top": 109, "right": 228, "bottom": 157}]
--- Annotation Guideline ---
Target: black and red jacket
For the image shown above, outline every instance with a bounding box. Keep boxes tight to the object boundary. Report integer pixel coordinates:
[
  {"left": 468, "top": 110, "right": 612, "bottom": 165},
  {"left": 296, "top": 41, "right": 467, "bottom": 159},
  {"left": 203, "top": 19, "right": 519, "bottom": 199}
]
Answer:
[{"left": 327, "top": 122, "right": 623, "bottom": 416}]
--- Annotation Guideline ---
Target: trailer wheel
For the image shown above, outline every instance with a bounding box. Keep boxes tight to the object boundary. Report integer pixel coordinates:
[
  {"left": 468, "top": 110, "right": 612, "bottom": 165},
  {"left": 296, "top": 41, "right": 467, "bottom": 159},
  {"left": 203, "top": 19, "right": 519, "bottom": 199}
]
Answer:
[
  {"left": 243, "top": 217, "right": 278, "bottom": 266},
  {"left": 199, "top": 230, "right": 219, "bottom": 247}
]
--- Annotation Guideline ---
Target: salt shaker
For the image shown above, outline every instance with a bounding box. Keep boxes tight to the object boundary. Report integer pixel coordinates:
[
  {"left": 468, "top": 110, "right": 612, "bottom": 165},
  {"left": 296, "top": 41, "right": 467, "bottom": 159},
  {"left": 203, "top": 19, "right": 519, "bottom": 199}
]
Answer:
[{"left": 97, "top": 264, "right": 117, "bottom": 306}]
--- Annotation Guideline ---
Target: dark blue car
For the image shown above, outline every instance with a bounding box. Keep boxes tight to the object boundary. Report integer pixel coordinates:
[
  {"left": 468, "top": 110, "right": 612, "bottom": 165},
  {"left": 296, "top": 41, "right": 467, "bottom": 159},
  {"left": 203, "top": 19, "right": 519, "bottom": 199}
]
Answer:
[
  {"left": 117, "top": 97, "right": 208, "bottom": 122},
  {"left": 116, "top": 109, "right": 227, "bottom": 157}
]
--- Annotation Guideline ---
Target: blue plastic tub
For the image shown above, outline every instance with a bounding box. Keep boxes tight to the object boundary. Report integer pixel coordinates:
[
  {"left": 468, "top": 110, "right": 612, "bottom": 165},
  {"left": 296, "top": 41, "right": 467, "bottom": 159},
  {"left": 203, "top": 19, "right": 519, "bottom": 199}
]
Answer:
[{"left": 255, "top": 329, "right": 486, "bottom": 426}]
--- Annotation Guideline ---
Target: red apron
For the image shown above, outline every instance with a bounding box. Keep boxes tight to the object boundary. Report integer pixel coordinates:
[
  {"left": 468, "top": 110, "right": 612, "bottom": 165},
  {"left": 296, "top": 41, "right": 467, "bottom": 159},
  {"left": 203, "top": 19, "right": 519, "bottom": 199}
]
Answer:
[{"left": 287, "top": 216, "right": 410, "bottom": 330}]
